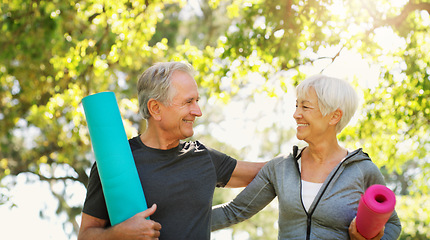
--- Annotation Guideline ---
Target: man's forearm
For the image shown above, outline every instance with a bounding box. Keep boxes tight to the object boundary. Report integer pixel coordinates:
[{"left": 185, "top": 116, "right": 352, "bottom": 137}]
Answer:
[
  {"left": 226, "top": 161, "right": 266, "bottom": 188},
  {"left": 78, "top": 224, "right": 120, "bottom": 240},
  {"left": 78, "top": 205, "right": 161, "bottom": 240}
]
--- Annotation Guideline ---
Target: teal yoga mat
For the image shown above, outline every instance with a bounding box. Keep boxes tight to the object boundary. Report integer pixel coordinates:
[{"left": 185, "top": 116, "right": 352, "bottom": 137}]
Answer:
[{"left": 82, "top": 92, "right": 147, "bottom": 225}]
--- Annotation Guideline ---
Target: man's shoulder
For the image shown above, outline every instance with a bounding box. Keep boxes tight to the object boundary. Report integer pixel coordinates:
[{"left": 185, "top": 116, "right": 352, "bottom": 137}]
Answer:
[
  {"left": 183, "top": 141, "right": 236, "bottom": 164},
  {"left": 128, "top": 135, "right": 143, "bottom": 151},
  {"left": 182, "top": 140, "right": 208, "bottom": 151}
]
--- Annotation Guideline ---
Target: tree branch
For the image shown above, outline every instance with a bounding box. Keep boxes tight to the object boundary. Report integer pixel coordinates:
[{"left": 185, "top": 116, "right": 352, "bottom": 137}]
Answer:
[
  {"left": 281, "top": 45, "right": 344, "bottom": 71},
  {"left": 320, "top": 45, "right": 344, "bottom": 73},
  {"left": 380, "top": 2, "right": 430, "bottom": 28},
  {"left": 366, "top": 1, "right": 430, "bottom": 30},
  {"left": 36, "top": 174, "right": 80, "bottom": 182}
]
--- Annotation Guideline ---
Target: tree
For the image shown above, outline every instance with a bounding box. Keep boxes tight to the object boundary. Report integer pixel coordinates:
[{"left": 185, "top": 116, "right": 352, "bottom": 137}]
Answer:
[{"left": 0, "top": 0, "right": 179, "bottom": 235}]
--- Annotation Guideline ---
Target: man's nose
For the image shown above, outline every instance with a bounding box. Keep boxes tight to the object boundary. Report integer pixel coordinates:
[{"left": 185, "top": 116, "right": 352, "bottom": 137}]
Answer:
[{"left": 191, "top": 102, "right": 202, "bottom": 117}]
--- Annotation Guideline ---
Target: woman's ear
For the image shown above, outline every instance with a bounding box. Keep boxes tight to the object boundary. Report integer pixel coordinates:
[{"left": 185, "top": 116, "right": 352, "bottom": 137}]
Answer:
[
  {"left": 330, "top": 108, "right": 343, "bottom": 126},
  {"left": 147, "top": 99, "right": 161, "bottom": 121}
]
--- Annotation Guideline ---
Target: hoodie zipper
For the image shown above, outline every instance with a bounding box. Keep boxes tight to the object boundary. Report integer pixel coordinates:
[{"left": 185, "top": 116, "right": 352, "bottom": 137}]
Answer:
[{"left": 294, "top": 147, "right": 361, "bottom": 240}]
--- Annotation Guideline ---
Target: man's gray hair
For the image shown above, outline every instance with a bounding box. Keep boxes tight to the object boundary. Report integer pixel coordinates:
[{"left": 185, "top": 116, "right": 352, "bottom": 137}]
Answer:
[
  {"left": 296, "top": 74, "right": 359, "bottom": 133},
  {"left": 137, "top": 62, "right": 195, "bottom": 119}
]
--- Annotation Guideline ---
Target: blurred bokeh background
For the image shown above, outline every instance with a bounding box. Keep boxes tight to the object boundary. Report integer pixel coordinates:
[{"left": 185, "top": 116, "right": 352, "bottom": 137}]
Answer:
[{"left": 0, "top": 0, "right": 429, "bottom": 239}]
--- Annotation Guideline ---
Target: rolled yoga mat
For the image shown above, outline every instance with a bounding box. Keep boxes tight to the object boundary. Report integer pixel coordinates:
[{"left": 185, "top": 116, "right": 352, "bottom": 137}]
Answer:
[
  {"left": 356, "top": 184, "right": 396, "bottom": 239},
  {"left": 82, "top": 91, "right": 148, "bottom": 225}
]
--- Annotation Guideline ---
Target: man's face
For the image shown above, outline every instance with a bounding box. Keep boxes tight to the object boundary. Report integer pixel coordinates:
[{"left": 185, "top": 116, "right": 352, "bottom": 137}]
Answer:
[{"left": 158, "top": 70, "right": 202, "bottom": 141}]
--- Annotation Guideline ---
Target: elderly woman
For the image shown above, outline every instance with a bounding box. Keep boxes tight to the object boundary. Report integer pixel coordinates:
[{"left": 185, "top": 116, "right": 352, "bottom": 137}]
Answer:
[{"left": 211, "top": 75, "right": 401, "bottom": 239}]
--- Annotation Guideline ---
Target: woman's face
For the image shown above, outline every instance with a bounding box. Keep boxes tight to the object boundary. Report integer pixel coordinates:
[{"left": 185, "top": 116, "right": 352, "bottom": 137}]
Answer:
[{"left": 293, "top": 88, "right": 334, "bottom": 143}]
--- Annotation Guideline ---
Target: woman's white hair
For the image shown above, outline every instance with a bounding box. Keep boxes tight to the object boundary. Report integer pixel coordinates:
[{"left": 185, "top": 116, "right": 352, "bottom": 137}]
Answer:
[{"left": 296, "top": 74, "right": 359, "bottom": 133}]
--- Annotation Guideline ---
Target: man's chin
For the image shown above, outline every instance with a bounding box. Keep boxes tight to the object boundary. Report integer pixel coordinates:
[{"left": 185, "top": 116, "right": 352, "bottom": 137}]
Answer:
[{"left": 182, "top": 131, "right": 194, "bottom": 139}]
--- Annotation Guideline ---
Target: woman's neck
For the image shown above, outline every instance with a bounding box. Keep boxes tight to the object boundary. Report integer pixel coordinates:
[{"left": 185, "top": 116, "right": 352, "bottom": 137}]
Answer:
[{"left": 304, "top": 140, "right": 347, "bottom": 164}]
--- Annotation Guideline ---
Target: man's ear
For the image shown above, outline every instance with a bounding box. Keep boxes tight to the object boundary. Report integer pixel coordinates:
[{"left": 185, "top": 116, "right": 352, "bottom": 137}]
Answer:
[
  {"left": 329, "top": 108, "right": 343, "bottom": 126},
  {"left": 147, "top": 99, "right": 161, "bottom": 121}
]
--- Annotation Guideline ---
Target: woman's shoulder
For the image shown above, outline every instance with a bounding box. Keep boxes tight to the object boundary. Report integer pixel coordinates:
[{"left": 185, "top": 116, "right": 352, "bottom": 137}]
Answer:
[
  {"left": 265, "top": 149, "right": 298, "bottom": 169},
  {"left": 345, "top": 149, "right": 384, "bottom": 181},
  {"left": 346, "top": 148, "right": 377, "bottom": 168},
  {"left": 258, "top": 148, "right": 300, "bottom": 182}
]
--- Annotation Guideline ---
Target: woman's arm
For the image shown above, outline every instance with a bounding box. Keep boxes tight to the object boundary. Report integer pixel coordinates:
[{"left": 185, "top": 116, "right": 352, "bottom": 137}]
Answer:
[
  {"left": 212, "top": 162, "right": 277, "bottom": 231},
  {"left": 381, "top": 210, "right": 401, "bottom": 240},
  {"left": 362, "top": 161, "right": 402, "bottom": 240}
]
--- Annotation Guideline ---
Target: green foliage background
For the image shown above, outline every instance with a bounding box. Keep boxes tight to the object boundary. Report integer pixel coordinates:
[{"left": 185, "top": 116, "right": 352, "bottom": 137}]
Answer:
[{"left": 0, "top": 0, "right": 429, "bottom": 239}]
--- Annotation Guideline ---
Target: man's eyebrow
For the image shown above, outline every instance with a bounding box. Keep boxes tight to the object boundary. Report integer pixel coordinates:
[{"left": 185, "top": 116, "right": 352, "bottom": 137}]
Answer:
[{"left": 185, "top": 97, "right": 199, "bottom": 102}]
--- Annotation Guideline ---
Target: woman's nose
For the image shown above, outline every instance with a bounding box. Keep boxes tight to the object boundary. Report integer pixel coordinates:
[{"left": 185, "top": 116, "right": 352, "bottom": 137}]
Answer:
[{"left": 293, "top": 108, "right": 301, "bottom": 119}]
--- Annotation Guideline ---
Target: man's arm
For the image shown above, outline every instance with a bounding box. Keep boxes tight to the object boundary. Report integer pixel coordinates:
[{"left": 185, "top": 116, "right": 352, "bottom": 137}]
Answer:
[
  {"left": 78, "top": 204, "right": 161, "bottom": 240},
  {"left": 226, "top": 161, "right": 266, "bottom": 188}
]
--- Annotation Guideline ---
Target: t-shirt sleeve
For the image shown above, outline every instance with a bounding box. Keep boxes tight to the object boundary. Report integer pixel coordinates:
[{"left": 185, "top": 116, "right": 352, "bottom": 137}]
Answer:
[
  {"left": 207, "top": 147, "right": 237, "bottom": 188},
  {"left": 82, "top": 162, "right": 110, "bottom": 222}
]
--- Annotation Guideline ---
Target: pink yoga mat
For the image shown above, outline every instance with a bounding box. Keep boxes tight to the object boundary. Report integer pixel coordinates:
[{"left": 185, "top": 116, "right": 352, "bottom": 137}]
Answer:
[{"left": 356, "top": 184, "right": 396, "bottom": 239}]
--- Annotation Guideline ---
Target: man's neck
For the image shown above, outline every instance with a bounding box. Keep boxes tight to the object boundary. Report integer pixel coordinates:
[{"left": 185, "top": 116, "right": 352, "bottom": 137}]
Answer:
[{"left": 139, "top": 130, "right": 180, "bottom": 150}]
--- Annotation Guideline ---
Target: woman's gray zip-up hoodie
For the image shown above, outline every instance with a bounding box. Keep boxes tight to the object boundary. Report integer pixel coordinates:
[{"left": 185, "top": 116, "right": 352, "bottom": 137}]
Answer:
[{"left": 212, "top": 146, "right": 401, "bottom": 239}]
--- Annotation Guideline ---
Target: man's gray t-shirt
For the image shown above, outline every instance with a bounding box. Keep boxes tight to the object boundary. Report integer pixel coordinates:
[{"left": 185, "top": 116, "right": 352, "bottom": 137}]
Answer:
[{"left": 82, "top": 135, "right": 237, "bottom": 240}]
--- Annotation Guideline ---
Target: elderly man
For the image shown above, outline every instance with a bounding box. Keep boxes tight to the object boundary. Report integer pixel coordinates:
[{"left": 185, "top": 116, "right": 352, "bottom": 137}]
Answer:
[{"left": 78, "top": 62, "right": 265, "bottom": 240}]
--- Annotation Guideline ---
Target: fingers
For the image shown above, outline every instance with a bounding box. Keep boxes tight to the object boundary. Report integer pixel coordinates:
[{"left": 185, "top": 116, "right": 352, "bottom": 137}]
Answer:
[
  {"left": 142, "top": 221, "right": 161, "bottom": 239},
  {"left": 348, "top": 217, "right": 364, "bottom": 240},
  {"left": 146, "top": 219, "right": 161, "bottom": 232},
  {"left": 133, "top": 204, "right": 162, "bottom": 238},
  {"left": 140, "top": 204, "right": 162, "bottom": 232},
  {"left": 144, "top": 225, "right": 161, "bottom": 237},
  {"left": 142, "top": 237, "right": 159, "bottom": 240},
  {"left": 142, "top": 235, "right": 159, "bottom": 240},
  {"left": 140, "top": 204, "right": 157, "bottom": 219},
  {"left": 152, "top": 220, "right": 162, "bottom": 231},
  {"left": 348, "top": 217, "right": 357, "bottom": 233},
  {"left": 349, "top": 217, "right": 384, "bottom": 240},
  {"left": 370, "top": 226, "right": 385, "bottom": 240},
  {"left": 142, "top": 205, "right": 161, "bottom": 236}
]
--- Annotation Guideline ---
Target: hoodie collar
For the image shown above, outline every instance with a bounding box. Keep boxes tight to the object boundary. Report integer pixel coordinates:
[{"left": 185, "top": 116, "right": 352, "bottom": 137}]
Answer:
[{"left": 293, "top": 145, "right": 371, "bottom": 165}]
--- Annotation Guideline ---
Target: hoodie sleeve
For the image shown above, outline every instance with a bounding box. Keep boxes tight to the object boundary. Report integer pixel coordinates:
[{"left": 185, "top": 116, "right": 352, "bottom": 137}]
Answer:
[{"left": 211, "top": 158, "right": 278, "bottom": 231}]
